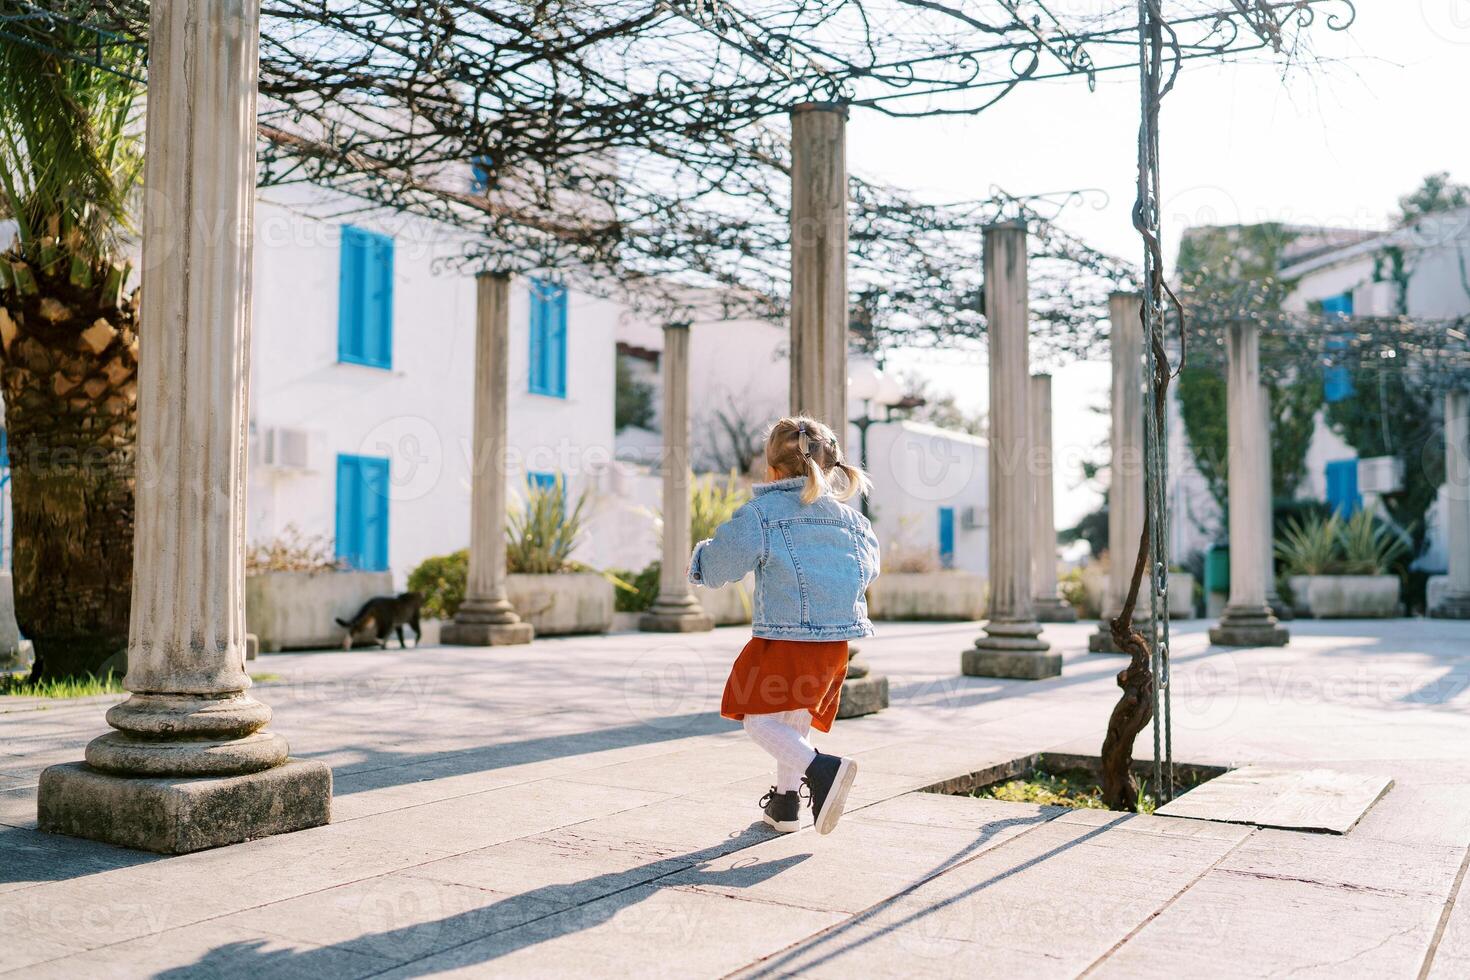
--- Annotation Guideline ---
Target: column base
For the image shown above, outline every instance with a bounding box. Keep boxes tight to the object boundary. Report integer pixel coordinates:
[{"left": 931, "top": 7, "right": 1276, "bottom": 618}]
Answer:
[
  {"left": 1266, "top": 592, "right": 1294, "bottom": 621},
  {"left": 1430, "top": 592, "right": 1470, "bottom": 619},
  {"left": 38, "top": 759, "right": 332, "bottom": 854},
  {"left": 1209, "top": 604, "right": 1290, "bottom": 647},
  {"left": 1034, "top": 596, "right": 1078, "bottom": 623},
  {"left": 962, "top": 620, "right": 1060, "bottom": 679},
  {"left": 639, "top": 596, "right": 713, "bottom": 633},
  {"left": 441, "top": 620, "right": 534, "bottom": 646},
  {"left": 836, "top": 652, "right": 887, "bottom": 718}
]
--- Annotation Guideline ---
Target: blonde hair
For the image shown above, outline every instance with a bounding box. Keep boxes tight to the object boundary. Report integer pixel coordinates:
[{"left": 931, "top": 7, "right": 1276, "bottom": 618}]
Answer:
[{"left": 765, "top": 416, "right": 873, "bottom": 505}]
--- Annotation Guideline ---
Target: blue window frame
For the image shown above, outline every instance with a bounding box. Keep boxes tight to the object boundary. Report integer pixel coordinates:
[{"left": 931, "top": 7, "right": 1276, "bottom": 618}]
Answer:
[
  {"left": 470, "top": 155, "right": 494, "bottom": 194},
  {"left": 1321, "top": 292, "right": 1354, "bottom": 403},
  {"left": 938, "top": 506, "right": 956, "bottom": 569},
  {"left": 338, "top": 225, "right": 394, "bottom": 369},
  {"left": 1325, "top": 459, "right": 1360, "bottom": 517},
  {"left": 335, "top": 454, "right": 390, "bottom": 571},
  {"left": 528, "top": 279, "right": 568, "bottom": 398},
  {"left": 529, "top": 471, "right": 557, "bottom": 493}
]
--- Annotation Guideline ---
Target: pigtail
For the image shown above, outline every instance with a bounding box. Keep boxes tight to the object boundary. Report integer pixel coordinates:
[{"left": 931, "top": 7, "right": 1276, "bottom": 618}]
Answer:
[
  {"left": 829, "top": 459, "right": 873, "bottom": 503},
  {"left": 800, "top": 454, "right": 828, "bottom": 504}
]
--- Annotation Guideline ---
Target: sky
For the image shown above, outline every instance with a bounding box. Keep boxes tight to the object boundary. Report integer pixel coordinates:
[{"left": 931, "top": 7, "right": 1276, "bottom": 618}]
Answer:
[{"left": 847, "top": 2, "right": 1470, "bottom": 528}]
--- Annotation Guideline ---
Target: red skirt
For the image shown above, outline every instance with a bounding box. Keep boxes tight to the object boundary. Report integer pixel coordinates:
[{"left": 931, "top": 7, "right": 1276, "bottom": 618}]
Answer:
[{"left": 720, "top": 637, "right": 849, "bottom": 733}]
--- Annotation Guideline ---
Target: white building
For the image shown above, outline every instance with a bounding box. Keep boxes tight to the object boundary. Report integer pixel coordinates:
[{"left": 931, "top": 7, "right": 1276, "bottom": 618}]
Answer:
[{"left": 1168, "top": 210, "right": 1470, "bottom": 572}]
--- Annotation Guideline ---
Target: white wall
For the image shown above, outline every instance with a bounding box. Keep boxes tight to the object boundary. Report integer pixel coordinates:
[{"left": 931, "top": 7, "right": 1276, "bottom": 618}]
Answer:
[
  {"left": 859, "top": 420, "right": 988, "bottom": 577},
  {"left": 249, "top": 186, "right": 617, "bottom": 588}
]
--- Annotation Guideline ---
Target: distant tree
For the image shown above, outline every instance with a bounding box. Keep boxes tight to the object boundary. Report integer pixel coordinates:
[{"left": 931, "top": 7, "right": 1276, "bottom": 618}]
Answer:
[
  {"left": 702, "top": 401, "right": 765, "bottom": 476},
  {"left": 889, "top": 371, "right": 985, "bottom": 437},
  {"left": 1394, "top": 171, "right": 1470, "bottom": 226},
  {"left": 614, "top": 355, "right": 656, "bottom": 432}
]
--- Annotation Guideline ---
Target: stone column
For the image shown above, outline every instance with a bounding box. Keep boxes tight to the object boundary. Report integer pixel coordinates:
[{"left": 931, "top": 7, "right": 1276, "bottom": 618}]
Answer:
[
  {"left": 1435, "top": 389, "right": 1470, "bottom": 618},
  {"left": 443, "top": 273, "right": 534, "bottom": 646},
  {"left": 1260, "top": 383, "right": 1289, "bottom": 619},
  {"left": 1090, "top": 293, "right": 1151, "bottom": 654},
  {"left": 1210, "top": 320, "right": 1289, "bottom": 646},
  {"left": 964, "top": 223, "right": 1059, "bottom": 679},
  {"left": 641, "top": 323, "right": 713, "bottom": 632},
  {"left": 788, "top": 102, "right": 848, "bottom": 429},
  {"left": 1030, "top": 374, "right": 1075, "bottom": 622},
  {"left": 37, "top": 0, "right": 331, "bottom": 853}
]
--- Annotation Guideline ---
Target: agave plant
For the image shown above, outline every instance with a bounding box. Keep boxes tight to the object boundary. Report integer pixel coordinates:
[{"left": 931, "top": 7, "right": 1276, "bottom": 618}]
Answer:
[
  {"left": 506, "top": 476, "right": 588, "bottom": 574},
  {"left": 1274, "top": 512, "right": 1342, "bottom": 577},
  {"left": 0, "top": 4, "right": 146, "bottom": 679},
  {"left": 690, "top": 470, "right": 749, "bottom": 544},
  {"left": 1337, "top": 509, "right": 1411, "bottom": 575}
]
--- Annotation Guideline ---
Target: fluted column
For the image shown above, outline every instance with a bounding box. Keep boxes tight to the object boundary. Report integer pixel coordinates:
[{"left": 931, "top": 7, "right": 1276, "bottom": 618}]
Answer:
[
  {"left": 1090, "top": 293, "right": 1151, "bottom": 653},
  {"left": 1210, "top": 319, "right": 1289, "bottom": 647},
  {"left": 963, "top": 223, "right": 1059, "bottom": 679},
  {"left": 641, "top": 323, "right": 713, "bottom": 632},
  {"left": 443, "top": 273, "right": 533, "bottom": 646},
  {"left": 1031, "top": 374, "right": 1075, "bottom": 622},
  {"left": 789, "top": 102, "right": 848, "bottom": 429},
  {"left": 38, "top": 0, "right": 331, "bottom": 853},
  {"left": 1435, "top": 389, "right": 1470, "bottom": 618}
]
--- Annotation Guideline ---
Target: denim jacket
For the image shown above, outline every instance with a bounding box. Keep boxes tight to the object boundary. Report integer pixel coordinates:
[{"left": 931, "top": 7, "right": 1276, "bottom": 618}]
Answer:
[{"left": 688, "top": 477, "right": 880, "bottom": 640}]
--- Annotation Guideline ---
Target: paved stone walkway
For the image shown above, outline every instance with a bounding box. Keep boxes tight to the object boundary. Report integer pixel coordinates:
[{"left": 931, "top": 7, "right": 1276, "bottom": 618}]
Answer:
[{"left": 3, "top": 618, "right": 1469, "bottom": 977}]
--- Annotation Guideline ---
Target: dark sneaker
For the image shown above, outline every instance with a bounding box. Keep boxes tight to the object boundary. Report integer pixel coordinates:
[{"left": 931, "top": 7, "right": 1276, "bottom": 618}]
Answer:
[
  {"left": 760, "top": 786, "right": 801, "bottom": 833},
  {"left": 803, "top": 752, "right": 858, "bottom": 835}
]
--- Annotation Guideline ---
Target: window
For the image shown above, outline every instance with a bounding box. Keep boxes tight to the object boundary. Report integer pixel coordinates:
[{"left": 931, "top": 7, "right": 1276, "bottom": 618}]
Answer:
[
  {"left": 528, "top": 279, "right": 568, "bottom": 398},
  {"left": 336, "top": 454, "right": 390, "bottom": 571},
  {"left": 1325, "top": 459, "right": 1360, "bottom": 517},
  {"left": 528, "top": 471, "right": 558, "bottom": 493},
  {"left": 469, "top": 155, "right": 494, "bottom": 194},
  {"left": 1321, "top": 292, "right": 1354, "bottom": 403},
  {"left": 938, "top": 506, "right": 956, "bottom": 569},
  {"left": 338, "top": 225, "right": 394, "bottom": 369}
]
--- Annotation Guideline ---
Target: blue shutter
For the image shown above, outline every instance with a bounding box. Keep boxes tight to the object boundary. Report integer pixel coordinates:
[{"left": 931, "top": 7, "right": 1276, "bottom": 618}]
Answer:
[
  {"left": 550, "top": 285, "right": 567, "bottom": 398},
  {"left": 529, "top": 470, "right": 557, "bottom": 492},
  {"left": 338, "top": 226, "right": 393, "bottom": 370},
  {"left": 1321, "top": 293, "right": 1354, "bottom": 404},
  {"left": 938, "top": 506, "right": 956, "bottom": 569},
  {"left": 528, "top": 280, "right": 567, "bottom": 398},
  {"left": 1325, "top": 459, "right": 1360, "bottom": 517},
  {"left": 470, "top": 155, "right": 494, "bottom": 194},
  {"left": 336, "top": 454, "right": 391, "bottom": 571}
]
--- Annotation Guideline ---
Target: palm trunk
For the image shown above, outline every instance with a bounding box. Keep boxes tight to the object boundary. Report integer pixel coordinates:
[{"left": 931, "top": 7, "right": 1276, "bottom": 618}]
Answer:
[{"left": 0, "top": 243, "right": 137, "bottom": 680}]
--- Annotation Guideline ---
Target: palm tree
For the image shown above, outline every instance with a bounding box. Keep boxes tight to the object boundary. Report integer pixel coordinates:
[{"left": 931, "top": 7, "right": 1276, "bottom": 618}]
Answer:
[{"left": 0, "top": 3, "right": 144, "bottom": 679}]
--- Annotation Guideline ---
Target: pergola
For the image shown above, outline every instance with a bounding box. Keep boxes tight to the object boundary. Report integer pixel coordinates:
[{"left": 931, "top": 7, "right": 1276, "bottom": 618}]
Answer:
[{"left": 27, "top": 0, "right": 1361, "bottom": 851}]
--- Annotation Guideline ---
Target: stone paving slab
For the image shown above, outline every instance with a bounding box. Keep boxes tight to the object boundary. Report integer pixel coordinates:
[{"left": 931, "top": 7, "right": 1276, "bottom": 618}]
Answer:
[
  {"left": 1156, "top": 765, "right": 1394, "bottom": 834},
  {"left": 3, "top": 619, "right": 1470, "bottom": 977}
]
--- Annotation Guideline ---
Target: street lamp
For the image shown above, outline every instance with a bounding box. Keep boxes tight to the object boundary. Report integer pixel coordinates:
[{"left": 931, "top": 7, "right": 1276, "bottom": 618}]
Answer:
[{"left": 847, "top": 358, "right": 921, "bottom": 519}]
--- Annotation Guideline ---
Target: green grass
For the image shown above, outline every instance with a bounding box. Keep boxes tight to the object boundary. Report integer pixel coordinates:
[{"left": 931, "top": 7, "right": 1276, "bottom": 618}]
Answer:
[
  {"left": 972, "top": 767, "right": 1158, "bottom": 814},
  {"left": 0, "top": 672, "right": 126, "bottom": 698},
  {"left": 1, "top": 672, "right": 283, "bottom": 698}
]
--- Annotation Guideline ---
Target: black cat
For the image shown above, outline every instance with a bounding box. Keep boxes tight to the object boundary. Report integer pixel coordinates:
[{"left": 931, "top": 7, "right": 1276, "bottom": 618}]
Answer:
[{"left": 336, "top": 592, "right": 424, "bottom": 650}]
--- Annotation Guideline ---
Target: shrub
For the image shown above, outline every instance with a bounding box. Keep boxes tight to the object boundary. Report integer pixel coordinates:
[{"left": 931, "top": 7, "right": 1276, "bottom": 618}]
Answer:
[
  {"left": 507, "top": 476, "right": 588, "bottom": 574},
  {"left": 690, "top": 470, "right": 749, "bottom": 544},
  {"left": 1275, "top": 512, "right": 1342, "bottom": 576},
  {"left": 1337, "top": 509, "right": 1410, "bottom": 575},
  {"left": 612, "top": 562, "right": 661, "bottom": 612},
  {"left": 408, "top": 550, "right": 468, "bottom": 619},
  {"left": 1059, "top": 566, "right": 1099, "bottom": 619},
  {"left": 246, "top": 524, "right": 344, "bottom": 574}
]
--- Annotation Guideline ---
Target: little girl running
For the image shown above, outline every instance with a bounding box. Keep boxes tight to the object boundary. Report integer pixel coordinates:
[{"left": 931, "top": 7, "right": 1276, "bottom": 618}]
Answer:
[{"left": 688, "top": 416, "right": 880, "bottom": 835}]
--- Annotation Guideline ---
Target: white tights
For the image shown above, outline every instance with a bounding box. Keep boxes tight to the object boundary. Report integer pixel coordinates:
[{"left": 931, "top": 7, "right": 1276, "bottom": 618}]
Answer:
[{"left": 743, "top": 709, "right": 817, "bottom": 793}]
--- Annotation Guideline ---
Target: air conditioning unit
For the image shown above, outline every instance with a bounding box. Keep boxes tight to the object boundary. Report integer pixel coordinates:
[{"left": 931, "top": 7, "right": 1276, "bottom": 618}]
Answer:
[
  {"left": 960, "top": 506, "right": 987, "bottom": 530},
  {"left": 256, "top": 427, "right": 319, "bottom": 472},
  {"left": 1358, "top": 456, "right": 1403, "bottom": 495}
]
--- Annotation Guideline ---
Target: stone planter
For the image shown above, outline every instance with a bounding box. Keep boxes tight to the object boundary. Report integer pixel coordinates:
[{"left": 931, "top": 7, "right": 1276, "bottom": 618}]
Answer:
[
  {"left": 246, "top": 570, "right": 394, "bottom": 652},
  {"left": 868, "top": 571, "right": 986, "bottom": 622},
  {"left": 505, "top": 572, "right": 613, "bottom": 636},
  {"left": 1288, "top": 574, "right": 1401, "bottom": 619},
  {"left": 1169, "top": 571, "right": 1196, "bottom": 619},
  {"left": 695, "top": 574, "right": 754, "bottom": 626}
]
